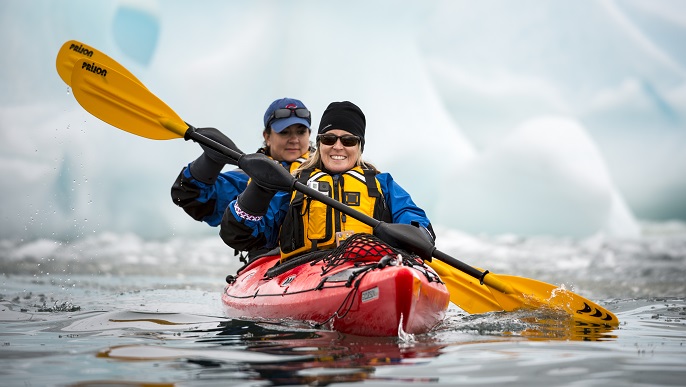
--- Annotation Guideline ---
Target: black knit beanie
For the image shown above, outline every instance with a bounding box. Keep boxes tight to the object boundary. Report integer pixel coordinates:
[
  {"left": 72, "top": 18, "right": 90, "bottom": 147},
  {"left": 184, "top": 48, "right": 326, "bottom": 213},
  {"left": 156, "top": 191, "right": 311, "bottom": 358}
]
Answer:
[{"left": 318, "top": 101, "right": 366, "bottom": 151}]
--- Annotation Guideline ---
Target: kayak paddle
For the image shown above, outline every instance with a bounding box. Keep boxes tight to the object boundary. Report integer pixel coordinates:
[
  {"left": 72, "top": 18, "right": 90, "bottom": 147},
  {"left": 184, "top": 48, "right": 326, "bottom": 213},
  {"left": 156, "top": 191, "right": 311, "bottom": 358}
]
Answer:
[
  {"left": 66, "top": 54, "right": 502, "bottom": 314},
  {"left": 57, "top": 40, "right": 505, "bottom": 314},
  {"left": 65, "top": 55, "right": 618, "bottom": 327}
]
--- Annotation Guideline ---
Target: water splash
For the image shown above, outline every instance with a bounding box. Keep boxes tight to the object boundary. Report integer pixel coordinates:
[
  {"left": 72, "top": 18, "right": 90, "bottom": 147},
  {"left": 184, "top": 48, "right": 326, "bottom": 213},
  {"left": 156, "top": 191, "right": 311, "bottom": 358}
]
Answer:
[{"left": 397, "top": 314, "right": 416, "bottom": 345}]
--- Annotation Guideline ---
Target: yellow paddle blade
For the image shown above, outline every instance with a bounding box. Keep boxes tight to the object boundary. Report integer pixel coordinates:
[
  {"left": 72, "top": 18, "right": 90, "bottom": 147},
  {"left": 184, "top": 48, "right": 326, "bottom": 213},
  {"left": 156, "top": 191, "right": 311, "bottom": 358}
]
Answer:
[
  {"left": 428, "top": 260, "right": 503, "bottom": 314},
  {"left": 428, "top": 256, "right": 618, "bottom": 326},
  {"left": 483, "top": 273, "right": 619, "bottom": 327},
  {"left": 71, "top": 58, "right": 188, "bottom": 140},
  {"left": 56, "top": 40, "right": 145, "bottom": 88}
]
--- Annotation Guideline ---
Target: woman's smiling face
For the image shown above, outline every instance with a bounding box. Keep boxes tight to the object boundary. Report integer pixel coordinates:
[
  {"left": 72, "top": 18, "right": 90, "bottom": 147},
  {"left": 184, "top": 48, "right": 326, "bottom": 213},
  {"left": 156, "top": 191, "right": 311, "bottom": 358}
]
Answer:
[{"left": 319, "top": 129, "right": 360, "bottom": 173}]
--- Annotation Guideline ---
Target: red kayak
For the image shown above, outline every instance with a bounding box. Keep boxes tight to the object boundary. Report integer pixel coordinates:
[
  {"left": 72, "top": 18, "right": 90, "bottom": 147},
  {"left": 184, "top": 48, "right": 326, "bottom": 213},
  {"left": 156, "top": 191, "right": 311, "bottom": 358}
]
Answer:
[{"left": 222, "top": 234, "right": 450, "bottom": 336}]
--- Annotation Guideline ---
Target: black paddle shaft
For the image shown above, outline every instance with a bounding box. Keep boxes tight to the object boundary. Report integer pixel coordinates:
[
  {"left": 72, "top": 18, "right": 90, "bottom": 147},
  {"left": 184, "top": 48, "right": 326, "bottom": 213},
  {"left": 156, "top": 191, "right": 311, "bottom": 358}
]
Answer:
[
  {"left": 299, "top": 180, "right": 485, "bottom": 281},
  {"left": 295, "top": 175, "right": 489, "bottom": 282}
]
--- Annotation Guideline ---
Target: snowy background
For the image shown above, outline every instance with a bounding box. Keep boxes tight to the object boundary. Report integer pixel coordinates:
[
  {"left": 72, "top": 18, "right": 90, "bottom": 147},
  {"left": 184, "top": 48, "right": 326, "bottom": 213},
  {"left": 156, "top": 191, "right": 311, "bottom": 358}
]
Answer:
[{"left": 1, "top": 0, "right": 685, "bottom": 242}]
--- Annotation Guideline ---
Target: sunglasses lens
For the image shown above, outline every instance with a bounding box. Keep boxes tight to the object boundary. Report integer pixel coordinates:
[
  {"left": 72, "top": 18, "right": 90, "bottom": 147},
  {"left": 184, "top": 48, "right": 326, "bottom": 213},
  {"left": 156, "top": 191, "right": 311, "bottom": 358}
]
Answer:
[
  {"left": 318, "top": 134, "right": 359, "bottom": 147},
  {"left": 294, "top": 108, "right": 310, "bottom": 118},
  {"left": 273, "top": 109, "right": 291, "bottom": 119},
  {"left": 319, "top": 134, "right": 337, "bottom": 146},
  {"left": 340, "top": 136, "right": 359, "bottom": 146}
]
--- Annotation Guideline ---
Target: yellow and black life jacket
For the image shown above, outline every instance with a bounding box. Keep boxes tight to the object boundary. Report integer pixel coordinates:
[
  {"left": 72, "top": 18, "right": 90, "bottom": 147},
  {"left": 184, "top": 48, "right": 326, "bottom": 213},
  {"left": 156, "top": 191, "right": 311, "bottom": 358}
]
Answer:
[{"left": 279, "top": 166, "right": 392, "bottom": 260}]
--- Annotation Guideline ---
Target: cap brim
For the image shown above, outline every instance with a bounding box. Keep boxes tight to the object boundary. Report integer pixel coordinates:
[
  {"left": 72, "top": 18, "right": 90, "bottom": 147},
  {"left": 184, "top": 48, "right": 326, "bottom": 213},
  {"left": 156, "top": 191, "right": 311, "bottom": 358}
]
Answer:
[{"left": 271, "top": 116, "right": 311, "bottom": 133}]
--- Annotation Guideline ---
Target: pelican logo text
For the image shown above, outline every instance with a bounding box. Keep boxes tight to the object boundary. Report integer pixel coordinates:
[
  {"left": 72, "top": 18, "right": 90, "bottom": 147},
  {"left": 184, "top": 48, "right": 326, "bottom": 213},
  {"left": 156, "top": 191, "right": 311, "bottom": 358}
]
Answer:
[
  {"left": 81, "top": 61, "right": 107, "bottom": 77},
  {"left": 69, "top": 43, "right": 94, "bottom": 58}
]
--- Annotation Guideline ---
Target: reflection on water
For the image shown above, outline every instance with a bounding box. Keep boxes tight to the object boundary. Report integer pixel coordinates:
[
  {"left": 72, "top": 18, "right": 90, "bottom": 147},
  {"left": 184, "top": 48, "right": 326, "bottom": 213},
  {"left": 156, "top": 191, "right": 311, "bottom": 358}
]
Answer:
[
  {"left": 1, "top": 292, "right": 685, "bottom": 386},
  {"left": 94, "top": 317, "right": 445, "bottom": 385},
  {"left": 57, "top": 306, "right": 619, "bottom": 386}
]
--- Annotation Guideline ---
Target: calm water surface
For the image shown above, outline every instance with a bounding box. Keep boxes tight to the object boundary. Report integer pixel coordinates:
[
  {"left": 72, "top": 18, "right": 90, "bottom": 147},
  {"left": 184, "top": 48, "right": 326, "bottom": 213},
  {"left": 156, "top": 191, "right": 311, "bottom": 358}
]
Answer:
[{"left": 1, "top": 226, "right": 685, "bottom": 386}]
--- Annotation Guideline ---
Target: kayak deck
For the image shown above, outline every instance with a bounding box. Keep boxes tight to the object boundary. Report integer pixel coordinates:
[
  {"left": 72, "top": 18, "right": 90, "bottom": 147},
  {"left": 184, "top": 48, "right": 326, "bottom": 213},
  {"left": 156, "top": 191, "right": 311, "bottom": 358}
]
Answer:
[{"left": 222, "top": 234, "right": 450, "bottom": 336}]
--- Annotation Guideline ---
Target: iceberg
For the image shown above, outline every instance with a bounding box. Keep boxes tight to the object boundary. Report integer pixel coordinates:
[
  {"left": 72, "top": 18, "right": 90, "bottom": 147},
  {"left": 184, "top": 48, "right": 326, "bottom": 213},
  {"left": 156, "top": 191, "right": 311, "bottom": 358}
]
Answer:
[
  {"left": 0, "top": 0, "right": 684, "bottom": 241},
  {"left": 436, "top": 117, "right": 640, "bottom": 237}
]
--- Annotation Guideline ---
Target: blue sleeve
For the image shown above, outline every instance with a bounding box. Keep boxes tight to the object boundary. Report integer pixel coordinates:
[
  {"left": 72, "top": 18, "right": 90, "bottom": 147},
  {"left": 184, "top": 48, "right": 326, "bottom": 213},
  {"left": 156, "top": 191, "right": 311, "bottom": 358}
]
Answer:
[
  {"left": 376, "top": 172, "right": 432, "bottom": 229},
  {"left": 227, "top": 190, "right": 291, "bottom": 249},
  {"left": 183, "top": 165, "right": 249, "bottom": 226}
]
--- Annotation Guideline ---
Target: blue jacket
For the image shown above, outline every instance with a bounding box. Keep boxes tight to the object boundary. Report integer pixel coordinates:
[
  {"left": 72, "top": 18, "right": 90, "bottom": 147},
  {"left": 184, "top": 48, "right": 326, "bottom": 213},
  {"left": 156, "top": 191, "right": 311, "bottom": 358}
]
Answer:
[
  {"left": 172, "top": 158, "right": 300, "bottom": 226},
  {"left": 223, "top": 171, "right": 433, "bottom": 251},
  {"left": 171, "top": 164, "right": 250, "bottom": 226}
]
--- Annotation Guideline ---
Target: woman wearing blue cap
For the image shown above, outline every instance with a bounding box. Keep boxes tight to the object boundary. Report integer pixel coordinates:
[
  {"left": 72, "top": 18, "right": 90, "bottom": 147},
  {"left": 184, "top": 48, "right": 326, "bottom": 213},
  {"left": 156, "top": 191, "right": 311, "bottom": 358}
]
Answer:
[
  {"left": 220, "top": 101, "right": 435, "bottom": 260},
  {"left": 259, "top": 98, "right": 313, "bottom": 163},
  {"left": 171, "top": 98, "right": 314, "bottom": 256}
]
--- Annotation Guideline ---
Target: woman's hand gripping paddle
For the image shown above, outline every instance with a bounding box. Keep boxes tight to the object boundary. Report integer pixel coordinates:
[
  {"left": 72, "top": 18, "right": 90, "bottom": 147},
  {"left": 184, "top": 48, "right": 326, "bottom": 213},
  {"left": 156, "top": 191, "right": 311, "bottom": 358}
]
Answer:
[{"left": 64, "top": 53, "right": 618, "bottom": 327}]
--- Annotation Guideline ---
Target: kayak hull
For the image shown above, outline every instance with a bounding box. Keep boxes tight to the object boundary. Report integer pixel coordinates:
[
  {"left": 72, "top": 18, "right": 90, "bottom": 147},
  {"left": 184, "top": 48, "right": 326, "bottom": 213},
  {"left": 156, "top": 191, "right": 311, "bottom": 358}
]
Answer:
[{"left": 222, "top": 245, "right": 449, "bottom": 337}]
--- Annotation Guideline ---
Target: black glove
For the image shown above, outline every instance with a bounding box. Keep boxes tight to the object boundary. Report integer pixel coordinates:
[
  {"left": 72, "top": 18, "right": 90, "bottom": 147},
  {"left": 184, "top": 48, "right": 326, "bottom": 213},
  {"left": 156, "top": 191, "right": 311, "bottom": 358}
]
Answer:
[
  {"left": 189, "top": 127, "right": 244, "bottom": 184},
  {"left": 412, "top": 221, "right": 436, "bottom": 243},
  {"left": 236, "top": 180, "right": 277, "bottom": 217},
  {"left": 374, "top": 222, "right": 436, "bottom": 261}
]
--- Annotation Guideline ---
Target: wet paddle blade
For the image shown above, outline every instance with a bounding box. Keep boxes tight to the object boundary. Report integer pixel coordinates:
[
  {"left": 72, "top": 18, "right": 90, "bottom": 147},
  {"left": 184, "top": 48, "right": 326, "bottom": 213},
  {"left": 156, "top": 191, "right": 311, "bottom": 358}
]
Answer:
[
  {"left": 428, "top": 249, "right": 617, "bottom": 325},
  {"left": 483, "top": 273, "right": 619, "bottom": 326},
  {"left": 71, "top": 58, "right": 188, "bottom": 140},
  {"left": 56, "top": 40, "right": 145, "bottom": 88},
  {"left": 427, "top": 260, "right": 503, "bottom": 314}
]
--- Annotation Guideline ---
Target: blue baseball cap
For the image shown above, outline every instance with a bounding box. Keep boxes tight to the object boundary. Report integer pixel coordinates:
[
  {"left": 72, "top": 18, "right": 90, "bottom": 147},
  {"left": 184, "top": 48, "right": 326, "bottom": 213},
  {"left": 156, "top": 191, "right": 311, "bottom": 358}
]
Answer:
[{"left": 263, "top": 98, "right": 311, "bottom": 133}]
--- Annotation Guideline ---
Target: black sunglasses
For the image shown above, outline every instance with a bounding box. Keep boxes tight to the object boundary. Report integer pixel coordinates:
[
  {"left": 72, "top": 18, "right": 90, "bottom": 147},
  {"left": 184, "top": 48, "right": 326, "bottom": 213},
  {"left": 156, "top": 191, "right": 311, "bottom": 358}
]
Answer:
[
  {"left": 317, "top": 133, "right": 361, "bottom": 147},
  {"left": 267, "top": 108, "right": 311, "bottom": 127}
]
